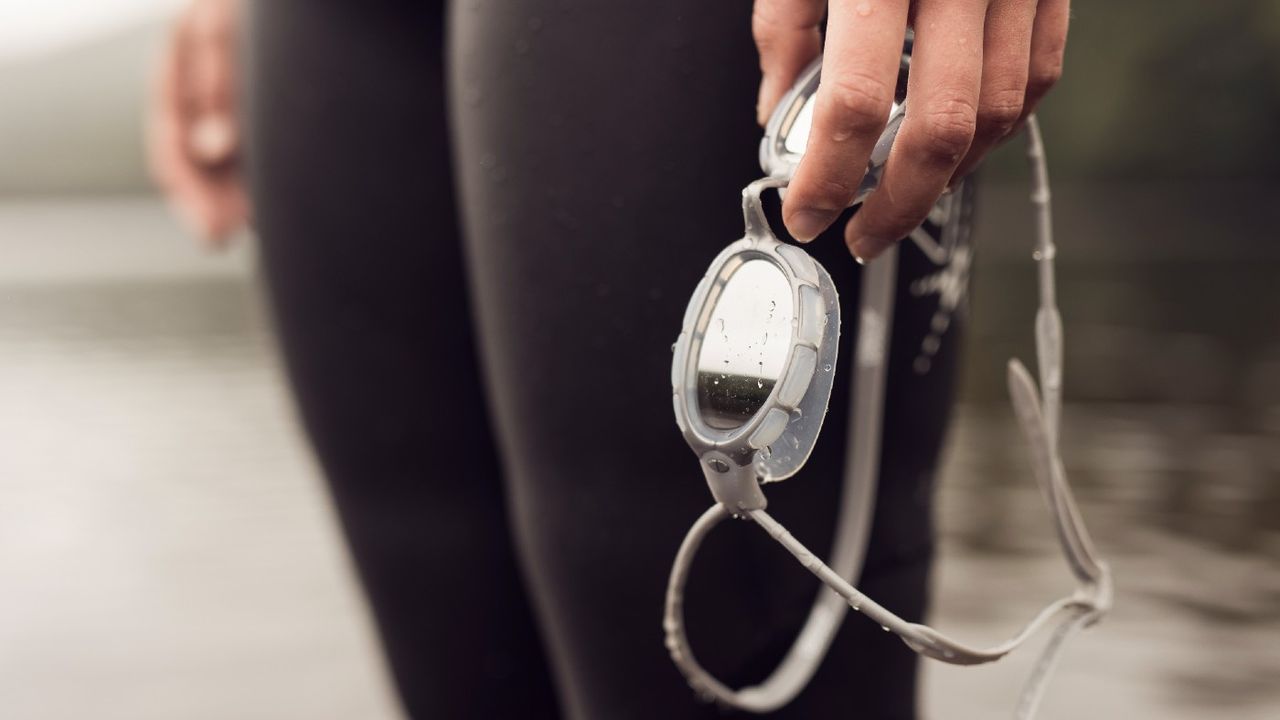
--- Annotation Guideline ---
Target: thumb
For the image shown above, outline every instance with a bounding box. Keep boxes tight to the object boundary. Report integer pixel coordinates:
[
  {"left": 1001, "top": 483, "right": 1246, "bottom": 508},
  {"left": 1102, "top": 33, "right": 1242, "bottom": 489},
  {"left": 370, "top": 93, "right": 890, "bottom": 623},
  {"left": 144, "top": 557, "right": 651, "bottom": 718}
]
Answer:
[{"left": 185, "top": 0, "right": 239, "bottom": 166}]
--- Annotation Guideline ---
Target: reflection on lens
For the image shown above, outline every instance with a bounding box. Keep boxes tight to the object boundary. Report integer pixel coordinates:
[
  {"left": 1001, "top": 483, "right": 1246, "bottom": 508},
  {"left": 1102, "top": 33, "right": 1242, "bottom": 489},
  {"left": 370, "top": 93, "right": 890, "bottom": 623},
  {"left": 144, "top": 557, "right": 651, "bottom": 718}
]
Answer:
[
  {"left": 696, "top": 259, "right": 793, "bottom": 429},
  {"left": 783, "top": 94, "right": 815, "bottom": 155}
]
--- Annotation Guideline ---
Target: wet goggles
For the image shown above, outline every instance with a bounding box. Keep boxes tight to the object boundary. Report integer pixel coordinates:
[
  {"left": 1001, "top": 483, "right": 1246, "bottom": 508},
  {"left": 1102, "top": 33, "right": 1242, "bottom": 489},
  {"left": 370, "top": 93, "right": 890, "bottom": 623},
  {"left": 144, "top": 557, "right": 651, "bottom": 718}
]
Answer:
[{"left": 664, "top": 57, "right": 1112, "bottom": 717}]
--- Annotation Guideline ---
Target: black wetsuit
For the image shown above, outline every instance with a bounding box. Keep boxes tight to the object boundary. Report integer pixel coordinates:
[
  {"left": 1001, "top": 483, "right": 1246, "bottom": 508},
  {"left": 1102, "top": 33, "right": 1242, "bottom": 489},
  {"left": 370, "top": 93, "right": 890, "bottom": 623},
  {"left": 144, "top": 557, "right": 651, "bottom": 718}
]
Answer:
[{"left": 245, "top": 2, "right": 973, "bottom": 718}]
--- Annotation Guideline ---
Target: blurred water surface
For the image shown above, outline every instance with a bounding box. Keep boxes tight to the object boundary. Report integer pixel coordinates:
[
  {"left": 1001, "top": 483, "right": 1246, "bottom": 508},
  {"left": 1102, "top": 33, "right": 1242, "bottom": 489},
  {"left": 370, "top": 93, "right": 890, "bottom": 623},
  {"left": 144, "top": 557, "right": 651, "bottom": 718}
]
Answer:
[
  {"left": 0, "top": 198, "right": 399, "bottom": 720},
  {"left": 1, "top": 194, "right": 1277, "bottom": 719}
]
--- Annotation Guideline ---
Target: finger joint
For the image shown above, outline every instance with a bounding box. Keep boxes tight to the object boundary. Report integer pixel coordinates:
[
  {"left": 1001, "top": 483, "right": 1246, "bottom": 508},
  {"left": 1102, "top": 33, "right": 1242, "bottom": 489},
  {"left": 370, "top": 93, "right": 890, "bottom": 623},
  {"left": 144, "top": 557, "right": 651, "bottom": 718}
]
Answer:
[
  {"left": 978, "top": 89, "right": 1025, "bottom": 139},
  {"left": 912, "top": 96, "right": 978, "bottom": 165},
  {"left": 1027, "top": 53, "right": 1065, "bottom": 98},
  {"left": 821, "top": 72, "right": 893, "bottom": 139}
]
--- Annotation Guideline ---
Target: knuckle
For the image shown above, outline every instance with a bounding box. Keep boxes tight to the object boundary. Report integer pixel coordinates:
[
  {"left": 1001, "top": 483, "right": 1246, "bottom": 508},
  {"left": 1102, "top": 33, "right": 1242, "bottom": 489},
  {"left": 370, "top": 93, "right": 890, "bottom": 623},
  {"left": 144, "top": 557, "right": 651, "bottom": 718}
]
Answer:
[
  {"left": 886, "top": 211, "right": 928, "bottom": 237},
  {"left": 821, "top": 73, "right": 893, "bottom": 135},
  {"left": 863, "top": 205, "right": 927, "bottom": 241},
  {"left": 978, "top": 90, "right": 1025, "bottom": 137},
  {"left": 912, "top": 96, "right": 977, "bottom": 163},
  {"left": 751, "top": 3, "right": 784, "bottom": 52},
  {"left": 799, "top": 175, "right": 860, "bottom": 209},
  {"left": 1028, "top": 55, "right": 1065, "bottom": 96}
]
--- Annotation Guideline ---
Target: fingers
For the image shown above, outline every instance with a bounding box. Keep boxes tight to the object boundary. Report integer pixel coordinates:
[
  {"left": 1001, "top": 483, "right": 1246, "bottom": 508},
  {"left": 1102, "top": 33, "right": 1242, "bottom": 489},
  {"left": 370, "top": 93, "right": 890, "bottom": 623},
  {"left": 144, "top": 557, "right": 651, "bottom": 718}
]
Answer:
[
  {"left": 752, "top": 0, "right": 825, "bottom": 126},
  {"left": 844, "top": 0, "right": 985, "bottom": 260},
  {"left": 145, "top": 0, "right": 246, "bottom": 248},
  {"left": 1022, "top": 0, "right": 1070, "bottom": 119},
  {"left": 186, "top": 0, "right": 239, "bottom": 165},
  {"left": 782, "top": 0, "right": 910, "bottom": 243},
  {"left": 951, "top": 0, "right": 1035, "bottom": 182}
]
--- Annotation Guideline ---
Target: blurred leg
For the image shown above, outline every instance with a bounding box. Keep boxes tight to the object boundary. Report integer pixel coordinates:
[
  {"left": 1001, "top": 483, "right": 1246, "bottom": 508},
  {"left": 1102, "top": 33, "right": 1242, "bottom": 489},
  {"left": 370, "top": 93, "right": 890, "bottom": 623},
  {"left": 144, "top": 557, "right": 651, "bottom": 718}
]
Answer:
[
  {"left": 244, "top": 1, "right": 559, "bottom": 717},
  {"left": 449, "top": 3, "right": 972, "bottom": 718}
]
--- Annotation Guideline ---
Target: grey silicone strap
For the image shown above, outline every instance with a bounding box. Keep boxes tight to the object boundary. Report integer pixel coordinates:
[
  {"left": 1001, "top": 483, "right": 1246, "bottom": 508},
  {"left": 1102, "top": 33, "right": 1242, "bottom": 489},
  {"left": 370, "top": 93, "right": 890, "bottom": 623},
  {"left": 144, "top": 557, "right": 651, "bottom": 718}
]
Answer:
[{"left": 663, "top": 200, "right": 899, "bottom": 714}]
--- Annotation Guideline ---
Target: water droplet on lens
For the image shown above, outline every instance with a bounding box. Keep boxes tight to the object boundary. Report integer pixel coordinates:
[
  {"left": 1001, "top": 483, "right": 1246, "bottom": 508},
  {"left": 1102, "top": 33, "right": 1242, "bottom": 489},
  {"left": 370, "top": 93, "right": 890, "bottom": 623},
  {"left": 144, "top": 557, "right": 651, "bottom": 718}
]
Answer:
[{"left": 823, "top": 363, "right": 832, "bottom": 372}]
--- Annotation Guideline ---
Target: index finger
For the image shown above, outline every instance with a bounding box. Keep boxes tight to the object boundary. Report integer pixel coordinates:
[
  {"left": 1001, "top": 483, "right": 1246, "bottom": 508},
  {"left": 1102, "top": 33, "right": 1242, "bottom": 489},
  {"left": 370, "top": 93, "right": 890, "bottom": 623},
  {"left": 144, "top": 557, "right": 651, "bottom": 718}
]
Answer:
[
  {"left": 782, "top": 0, "right": 909, "bottom": 243},
  {"left": 753, "top": 0, "right": 825, "bottom": 126}
]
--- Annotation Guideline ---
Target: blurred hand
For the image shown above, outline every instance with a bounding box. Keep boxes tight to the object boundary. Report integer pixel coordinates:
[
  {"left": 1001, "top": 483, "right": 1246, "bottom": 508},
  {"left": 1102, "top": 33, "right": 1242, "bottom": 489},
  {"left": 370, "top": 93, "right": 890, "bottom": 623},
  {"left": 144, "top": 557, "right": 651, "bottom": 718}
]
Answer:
[
  {"left": 148, "top": 0, "right": 248, "bottom": 248},
  {"left": 753, "top": 0, "right": 1069, "bottom": 260}
]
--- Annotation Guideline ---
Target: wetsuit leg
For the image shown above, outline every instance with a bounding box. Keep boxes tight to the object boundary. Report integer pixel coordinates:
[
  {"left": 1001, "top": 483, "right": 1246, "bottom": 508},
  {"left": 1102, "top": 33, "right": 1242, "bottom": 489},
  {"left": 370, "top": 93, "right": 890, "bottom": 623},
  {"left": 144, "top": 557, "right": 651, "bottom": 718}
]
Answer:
[
  {"left": 448, "top": 2, "right": 972, "bottom": 718},
  {"left": 243, "top": 2, "right": 560, "bottom": 717}
]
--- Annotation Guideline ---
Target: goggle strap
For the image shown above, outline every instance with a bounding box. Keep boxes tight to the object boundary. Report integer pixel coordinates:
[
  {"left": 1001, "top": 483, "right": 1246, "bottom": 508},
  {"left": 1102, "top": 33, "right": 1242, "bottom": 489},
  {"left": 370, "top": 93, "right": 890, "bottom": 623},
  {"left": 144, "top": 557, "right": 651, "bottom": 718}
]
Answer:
[{"left": 664, "top": 114, "right": 1113, "bottom": 717}]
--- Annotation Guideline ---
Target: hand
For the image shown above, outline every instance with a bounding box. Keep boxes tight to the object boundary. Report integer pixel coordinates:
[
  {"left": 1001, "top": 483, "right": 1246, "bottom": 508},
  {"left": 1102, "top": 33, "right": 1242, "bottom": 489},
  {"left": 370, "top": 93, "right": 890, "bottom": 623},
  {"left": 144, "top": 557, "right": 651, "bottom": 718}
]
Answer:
[
  {"left": 753, "top": 0, "right": 1069, "bottom": 260},
  {"left": 147, "top": 0, "right": 248, "bottom": 249}
]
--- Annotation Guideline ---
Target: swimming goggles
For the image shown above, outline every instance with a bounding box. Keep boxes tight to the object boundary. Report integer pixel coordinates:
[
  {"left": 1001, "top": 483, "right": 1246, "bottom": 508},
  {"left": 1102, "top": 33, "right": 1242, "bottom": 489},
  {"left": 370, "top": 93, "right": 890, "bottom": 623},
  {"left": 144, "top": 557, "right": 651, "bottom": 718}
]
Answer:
[{"left": 665, "top": 56, "right": 1112, "bottom": 717}]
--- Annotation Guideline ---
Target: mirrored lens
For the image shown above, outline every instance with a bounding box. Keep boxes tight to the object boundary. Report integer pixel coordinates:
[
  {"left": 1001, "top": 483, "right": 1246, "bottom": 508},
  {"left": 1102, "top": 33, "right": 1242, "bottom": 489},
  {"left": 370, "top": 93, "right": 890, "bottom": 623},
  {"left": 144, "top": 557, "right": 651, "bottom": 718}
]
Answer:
[
  {"left": 783, "top": 94, "right": 815, "bottom": 155},
  {"left": 696, "top": 259, "right": 794, "bottom": 429}
]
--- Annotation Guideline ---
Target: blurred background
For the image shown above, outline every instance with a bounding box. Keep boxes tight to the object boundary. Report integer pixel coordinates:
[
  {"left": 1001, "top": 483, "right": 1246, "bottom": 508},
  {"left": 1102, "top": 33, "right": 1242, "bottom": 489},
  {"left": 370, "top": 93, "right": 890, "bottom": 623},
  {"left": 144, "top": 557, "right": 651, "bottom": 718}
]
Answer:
[{"left": 0, "top": 1, "right": 1276, "bottom": 718}]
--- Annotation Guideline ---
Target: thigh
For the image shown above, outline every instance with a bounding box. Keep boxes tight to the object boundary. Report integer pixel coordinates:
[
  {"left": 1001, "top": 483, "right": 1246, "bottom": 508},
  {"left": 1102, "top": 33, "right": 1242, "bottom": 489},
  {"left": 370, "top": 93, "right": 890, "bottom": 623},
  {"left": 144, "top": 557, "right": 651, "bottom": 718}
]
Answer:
[
  {"left": 244, "top": 2, "right": 559, "bottom": 717},
  {"left": 449, "top": 2, "right": 971, "bottom": 718}
]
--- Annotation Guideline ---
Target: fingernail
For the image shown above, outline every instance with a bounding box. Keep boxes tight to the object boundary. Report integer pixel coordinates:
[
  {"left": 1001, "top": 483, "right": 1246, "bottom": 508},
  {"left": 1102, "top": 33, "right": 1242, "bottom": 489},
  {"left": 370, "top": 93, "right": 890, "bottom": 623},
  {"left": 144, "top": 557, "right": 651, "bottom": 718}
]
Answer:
[
  {"left": 848, "top": 233, "right": 890, "bottom": 262},
  {"left": 757, "top": 74, "right": 775, "bottom": 127},
  {"left": 786, "top": 210, "right": 832, "bottom": 243}
]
